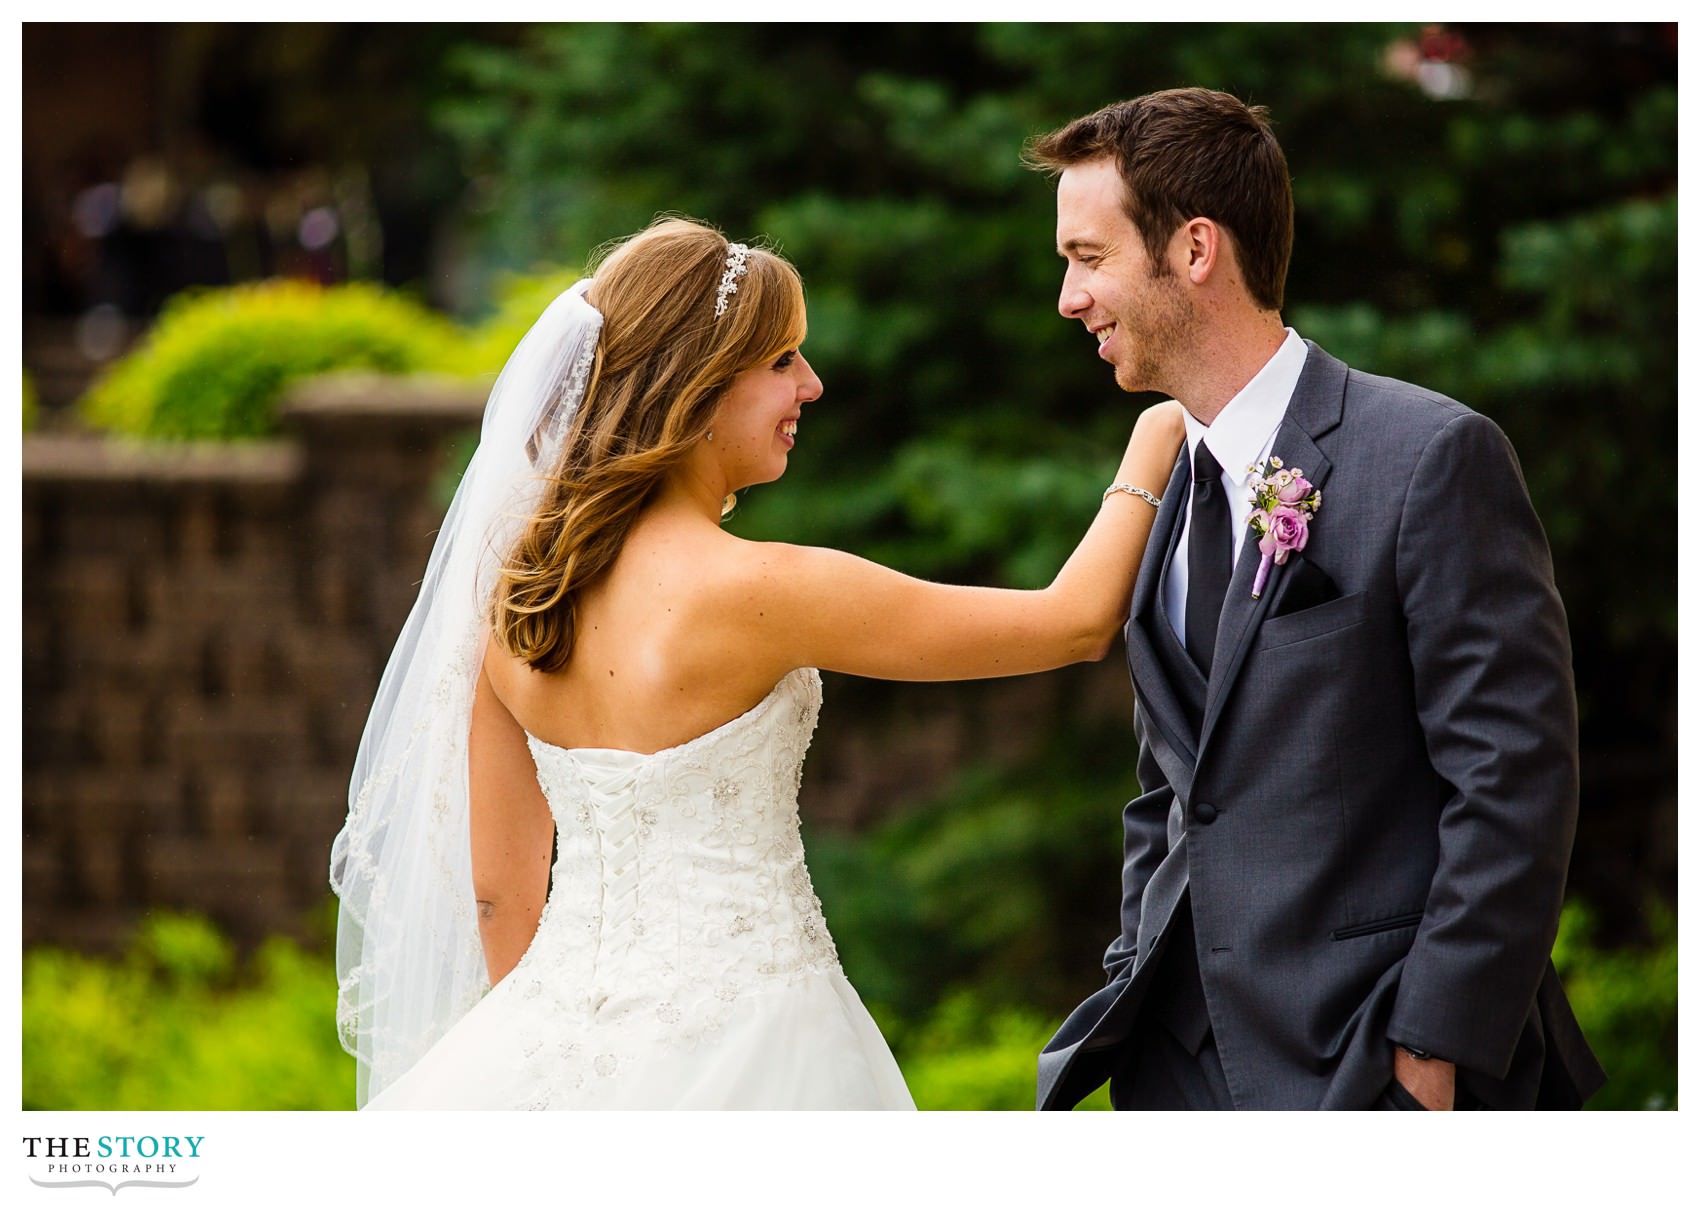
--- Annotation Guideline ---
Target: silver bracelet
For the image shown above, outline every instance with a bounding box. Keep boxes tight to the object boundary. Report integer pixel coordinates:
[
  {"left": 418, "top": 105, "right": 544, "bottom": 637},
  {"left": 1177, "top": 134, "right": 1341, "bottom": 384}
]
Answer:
[{"left": 1103, "top": 482, "right": 1162, "bottom": 509}]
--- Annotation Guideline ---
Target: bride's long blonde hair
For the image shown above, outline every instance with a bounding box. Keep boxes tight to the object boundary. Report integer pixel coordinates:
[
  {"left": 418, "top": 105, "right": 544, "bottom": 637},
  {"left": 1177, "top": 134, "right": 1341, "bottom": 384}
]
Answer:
[{"left": 490, "top": 217, "right": 806, "bottom": 672}]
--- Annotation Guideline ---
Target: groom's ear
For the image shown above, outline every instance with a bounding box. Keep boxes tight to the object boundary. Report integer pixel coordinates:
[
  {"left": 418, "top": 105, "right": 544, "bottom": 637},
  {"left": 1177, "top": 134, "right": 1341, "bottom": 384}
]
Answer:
[{"left": 1179, "top": 218, "right": 1221, "bottom": 285}]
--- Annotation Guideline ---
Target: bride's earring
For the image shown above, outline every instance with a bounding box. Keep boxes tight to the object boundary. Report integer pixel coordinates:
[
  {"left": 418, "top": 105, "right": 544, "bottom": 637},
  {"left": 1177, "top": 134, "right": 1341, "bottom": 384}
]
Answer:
[{"left": 706, "top": 429, "right": 715, "bottom": 443}]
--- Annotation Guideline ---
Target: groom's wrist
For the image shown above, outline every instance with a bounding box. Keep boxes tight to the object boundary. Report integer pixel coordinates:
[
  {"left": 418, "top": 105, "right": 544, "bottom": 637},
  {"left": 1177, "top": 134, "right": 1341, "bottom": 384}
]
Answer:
[{"left": 1392, "top": 1041, "right": 1458, "bottom": 1111}]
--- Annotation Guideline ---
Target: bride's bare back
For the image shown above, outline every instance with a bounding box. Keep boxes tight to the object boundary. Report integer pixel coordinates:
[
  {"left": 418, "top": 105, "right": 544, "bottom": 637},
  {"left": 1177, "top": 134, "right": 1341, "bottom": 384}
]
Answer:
[{"left": 484, "top": 508, "right": 784, "bottom": 757}]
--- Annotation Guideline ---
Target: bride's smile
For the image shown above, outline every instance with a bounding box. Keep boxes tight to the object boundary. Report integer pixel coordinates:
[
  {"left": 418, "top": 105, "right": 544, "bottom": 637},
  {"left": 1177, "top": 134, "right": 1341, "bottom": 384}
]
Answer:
[{"left": 706, "top": 343, "right": 821, "bottom": 488}]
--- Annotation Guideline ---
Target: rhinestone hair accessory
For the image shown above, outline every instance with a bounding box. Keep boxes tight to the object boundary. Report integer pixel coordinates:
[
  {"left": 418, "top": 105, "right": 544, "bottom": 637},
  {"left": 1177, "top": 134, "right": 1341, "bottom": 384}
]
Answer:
[{"left": 714, "top": 242, "right": 750, "bottom": 317}]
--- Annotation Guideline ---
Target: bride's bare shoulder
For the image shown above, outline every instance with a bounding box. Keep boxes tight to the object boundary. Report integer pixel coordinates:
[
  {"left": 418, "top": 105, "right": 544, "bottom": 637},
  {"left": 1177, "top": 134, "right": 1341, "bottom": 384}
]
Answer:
[
  {"left": 479, "top": 635, "right": 530, "bottom": 700},
  {"left": 710, "top": 534, "right": 852, "bottom": 600}
]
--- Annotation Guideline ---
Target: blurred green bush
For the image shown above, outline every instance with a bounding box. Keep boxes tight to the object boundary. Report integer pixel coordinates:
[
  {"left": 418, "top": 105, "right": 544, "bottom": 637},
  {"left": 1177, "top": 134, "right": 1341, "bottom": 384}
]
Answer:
[
  {"left": 21, "top": 896, "right": 1670, "bottom": 1110},
  {"left": 876, "top": 990, "right": 1112, "bottom": 1111},
  {"left": 80, "top": 280, "right": 464, "bottom": 440},
  {"left": 1551, "top": 898, "right": 1678, "bottom": 1110},
  {"left": 22, "top": 909, "right": 354, "bottom": 1111},
  {"left": 456, "top": 265, "right": 584, "bottom": 376},
  {"left": 74, "top": 270, "right": 583, "bottom": 442}
]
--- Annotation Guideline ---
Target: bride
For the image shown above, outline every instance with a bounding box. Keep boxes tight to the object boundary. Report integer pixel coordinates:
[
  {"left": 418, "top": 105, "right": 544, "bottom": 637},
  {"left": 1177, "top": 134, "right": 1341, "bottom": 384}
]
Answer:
[{"left": 330, "top": 217, "right": 1182, "bottom": 1109}]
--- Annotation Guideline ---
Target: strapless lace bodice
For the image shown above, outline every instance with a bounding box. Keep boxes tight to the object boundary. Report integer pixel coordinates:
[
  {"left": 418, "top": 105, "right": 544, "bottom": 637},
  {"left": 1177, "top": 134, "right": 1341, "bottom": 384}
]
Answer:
[
  {"left": 363, "top": 666, "right": 911, "bottom": 1109},
  {"left": 497, "top": 667, "right": 840, "bottom": 1093}
]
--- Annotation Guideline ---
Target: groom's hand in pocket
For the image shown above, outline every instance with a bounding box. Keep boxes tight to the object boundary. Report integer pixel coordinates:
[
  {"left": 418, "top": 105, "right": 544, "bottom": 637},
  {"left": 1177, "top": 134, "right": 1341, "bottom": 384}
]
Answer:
[{"left": 1392, "top": 1045, "right": 1456, "bottom": 1110}]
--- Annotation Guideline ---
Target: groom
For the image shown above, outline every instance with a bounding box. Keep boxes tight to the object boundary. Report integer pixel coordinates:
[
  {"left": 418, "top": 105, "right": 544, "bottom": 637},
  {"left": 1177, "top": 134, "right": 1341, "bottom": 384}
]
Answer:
[{"left": 1028, "top": 89, "right": 1604, "bottom": 1109}]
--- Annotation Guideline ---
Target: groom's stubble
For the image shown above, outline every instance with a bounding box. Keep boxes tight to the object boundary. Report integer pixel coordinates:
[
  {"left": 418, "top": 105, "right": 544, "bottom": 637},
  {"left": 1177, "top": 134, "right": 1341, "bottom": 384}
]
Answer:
[{"left": 1114, "top": 259, "right": 1205, "bottom": 407}]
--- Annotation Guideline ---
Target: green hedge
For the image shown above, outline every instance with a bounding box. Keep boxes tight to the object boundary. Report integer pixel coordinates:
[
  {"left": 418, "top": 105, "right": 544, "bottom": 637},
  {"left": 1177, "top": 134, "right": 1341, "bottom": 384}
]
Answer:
[
  {"left": 22, "top": 910, "right": 353, "bottom": 1111},
  {"left": 1550, "top": 898, "right": 1678, "bottom": 1110},
  {"left": 876, "top": 990, "right": 1111, "bottom": 1111},
  {"left": 21, "top": 899, "right": 1672, "bottom": 1110},
  {"left": 79, "top": 280, "right": 464, "bottom": 440},
  {"left": 76, "top": 269, "right": 581, "bottom": 441}
]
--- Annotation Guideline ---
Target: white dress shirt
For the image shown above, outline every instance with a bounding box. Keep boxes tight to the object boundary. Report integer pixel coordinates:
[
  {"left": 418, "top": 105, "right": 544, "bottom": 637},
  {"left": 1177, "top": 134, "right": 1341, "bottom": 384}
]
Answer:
[{"left": 1165, "top": 328, "right": 1309, "bottom": 647}]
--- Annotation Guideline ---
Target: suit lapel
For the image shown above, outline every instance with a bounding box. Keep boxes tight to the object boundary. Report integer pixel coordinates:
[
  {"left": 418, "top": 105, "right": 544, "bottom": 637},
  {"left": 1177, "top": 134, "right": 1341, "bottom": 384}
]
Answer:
[
  {"left": 1196, "top": 343, "right": 1346, "bottom": 764},
  {"left": 1125, "top": 449, "right": 1199, "bottom": 771}
]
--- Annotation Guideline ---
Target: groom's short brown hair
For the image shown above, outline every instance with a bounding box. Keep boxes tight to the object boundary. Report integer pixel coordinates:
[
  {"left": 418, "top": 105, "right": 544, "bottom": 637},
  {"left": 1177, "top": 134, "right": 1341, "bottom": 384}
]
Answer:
[{"left": 1025, "top": 88, "right": 1293, "bottom": 312}]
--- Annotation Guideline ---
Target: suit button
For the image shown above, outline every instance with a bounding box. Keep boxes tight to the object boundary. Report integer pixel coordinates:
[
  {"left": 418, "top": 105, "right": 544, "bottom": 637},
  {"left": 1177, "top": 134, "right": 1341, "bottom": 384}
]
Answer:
[{"left": 1194, "top": 801, "right": 1219, "bottom": 825}]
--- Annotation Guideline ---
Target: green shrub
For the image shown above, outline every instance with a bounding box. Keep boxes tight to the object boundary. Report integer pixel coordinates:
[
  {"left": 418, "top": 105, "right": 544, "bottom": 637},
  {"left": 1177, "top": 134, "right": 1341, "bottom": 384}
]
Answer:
[
  {"left": 75, "top": 268, "right": 591, "bottom": 443},
  {"left": 882, "top": 989, "right": 1110, "bottom": 1111},
  {"left": 455, "top": 265, "right": 584, "bottom": 376},
  {"left": 23, "top": 368, "right": 39, "bottom": 431},
  {"left": 23, "top": 909, "right": 353, "bottom": 1110},
  {"left": 22, "top": 898, "right": 1672, "bottom": 1110},
  {"left": 1553, "top": 899, "right": 1678, "bottom": 1110},
  {"left": 79, "top": 280, "right": 465, "bottom": 440}
]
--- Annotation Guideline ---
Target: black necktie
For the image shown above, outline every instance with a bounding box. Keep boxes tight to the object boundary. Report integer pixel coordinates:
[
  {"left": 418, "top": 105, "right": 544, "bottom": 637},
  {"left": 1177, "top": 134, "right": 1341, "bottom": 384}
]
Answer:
[{"left": 1185, "top": 443, "right": 1233, "bottom": 676}]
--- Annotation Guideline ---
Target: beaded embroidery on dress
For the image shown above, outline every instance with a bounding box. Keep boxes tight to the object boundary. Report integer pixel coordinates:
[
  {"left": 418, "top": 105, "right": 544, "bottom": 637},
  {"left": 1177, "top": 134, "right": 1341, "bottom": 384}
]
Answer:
[{"left": 365, "top": 667, "right": 915, "bottom": 1110}]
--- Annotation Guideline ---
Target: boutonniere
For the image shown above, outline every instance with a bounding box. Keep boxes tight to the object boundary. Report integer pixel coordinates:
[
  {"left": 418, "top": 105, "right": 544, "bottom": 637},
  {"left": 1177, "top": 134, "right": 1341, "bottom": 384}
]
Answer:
[{"left": 1246, "top": 456, "right": 1322, "bottom": 599}]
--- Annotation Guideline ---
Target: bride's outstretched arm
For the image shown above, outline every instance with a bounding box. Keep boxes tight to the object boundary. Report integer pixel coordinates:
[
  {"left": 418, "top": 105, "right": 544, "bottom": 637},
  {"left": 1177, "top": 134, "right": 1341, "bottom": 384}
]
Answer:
[
  {"left": 468, "top": 659, "right": 554, "bottom": 986},
  {"left": 737, "top": 401, "right": 1185, "bottom": 683}
]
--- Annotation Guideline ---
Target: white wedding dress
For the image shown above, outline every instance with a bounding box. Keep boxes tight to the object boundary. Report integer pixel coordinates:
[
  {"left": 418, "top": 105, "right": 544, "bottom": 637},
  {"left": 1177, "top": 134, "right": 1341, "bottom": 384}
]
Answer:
[{"left": 365, "top": 667, "right": 916, "bottom": 1110}]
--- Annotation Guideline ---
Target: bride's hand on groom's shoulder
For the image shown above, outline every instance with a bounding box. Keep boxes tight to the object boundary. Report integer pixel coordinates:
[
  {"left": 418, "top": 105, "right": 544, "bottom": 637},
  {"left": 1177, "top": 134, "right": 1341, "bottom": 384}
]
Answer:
[
  {"left": 1131, "top": 399, "right": 1187, "bottom": 452},
  {"left": 1136, "top": 398, "right": 1187, "bottom": 436},
  {"left": 1113, "top": 400, "right": 1185, "bottom": 489}
]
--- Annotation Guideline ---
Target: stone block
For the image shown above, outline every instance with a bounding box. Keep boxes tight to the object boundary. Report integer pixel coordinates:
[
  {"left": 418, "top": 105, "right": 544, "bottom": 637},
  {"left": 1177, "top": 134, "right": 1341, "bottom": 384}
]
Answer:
[
  {"left": 283, "top": 772, "right": 354, "bottom": 840},
  {"left": 22, "top": 839, "right": 61, "bottom": 906},
  {"left": 21, "top": 698, "right": 92, "bottom": 768},
  {"left": 58, "top": 501, "right": 160, "bottom": 561},
  {"left": 46, "top": 562, "right": 131, "bottom": 632},
  {"left": 25, "top": 908, "right": 137, "bottom": 954},
  {"left": 21, "top": 773, "right": 60, "bottom": 833},
  {"left": 86, "top": 702, "right": 151, "bottom": 766},
  {"left": 73, "top": 834, "right": 128, "bottom": 905},
  {"left": 175, "top": 493, "right": 223, "bottom": 563},
  {"left": 56, "top": 769, "right": 187, "bottom": 836},
  {"left": 141, "top": 836, "right": 292, "bottom": 923},
  {"left": 165, "top": 695, "right": 308, "bottom": 768},
  {"left": 196, "top": 769, "right": 252, "bottom": 838}
]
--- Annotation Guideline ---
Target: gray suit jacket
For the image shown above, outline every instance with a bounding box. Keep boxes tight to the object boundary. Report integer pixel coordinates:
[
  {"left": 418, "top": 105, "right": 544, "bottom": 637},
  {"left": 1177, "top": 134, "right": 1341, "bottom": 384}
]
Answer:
[{"left": 1037, "top": 341, "right": 1605, "bottom": 1110}]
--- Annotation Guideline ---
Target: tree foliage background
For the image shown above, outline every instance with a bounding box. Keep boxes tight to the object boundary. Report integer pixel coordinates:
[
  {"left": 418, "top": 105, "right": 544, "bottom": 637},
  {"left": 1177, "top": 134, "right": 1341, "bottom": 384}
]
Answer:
[{"left": 438, "top": 30, "right": 1674, "bottom": 906}]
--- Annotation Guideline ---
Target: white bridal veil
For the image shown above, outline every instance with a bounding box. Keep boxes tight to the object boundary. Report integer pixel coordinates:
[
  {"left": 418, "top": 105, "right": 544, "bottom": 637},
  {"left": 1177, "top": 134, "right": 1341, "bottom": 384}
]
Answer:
[{"left": 329, "top": 279, "right": 602, "bottom": 1107}]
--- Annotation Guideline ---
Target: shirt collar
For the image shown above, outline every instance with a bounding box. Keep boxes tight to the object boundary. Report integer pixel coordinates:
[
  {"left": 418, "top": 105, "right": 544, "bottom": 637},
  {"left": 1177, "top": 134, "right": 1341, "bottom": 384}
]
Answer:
[{"left": 1183, "top": 328, "right": 1308, "bottom": 485}]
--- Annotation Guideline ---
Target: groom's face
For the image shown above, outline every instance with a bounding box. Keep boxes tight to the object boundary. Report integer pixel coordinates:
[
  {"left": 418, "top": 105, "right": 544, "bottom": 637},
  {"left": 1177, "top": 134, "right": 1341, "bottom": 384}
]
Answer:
[{"left": 1054, "top": 158, "right": 1196, "bottom": 396}]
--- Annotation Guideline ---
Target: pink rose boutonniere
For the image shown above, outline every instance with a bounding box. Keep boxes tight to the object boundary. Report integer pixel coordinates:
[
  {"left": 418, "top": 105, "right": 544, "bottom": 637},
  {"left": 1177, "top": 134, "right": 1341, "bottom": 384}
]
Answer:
[{"left": 1247, "top": 456, "right": 1322, "bottom": 599}]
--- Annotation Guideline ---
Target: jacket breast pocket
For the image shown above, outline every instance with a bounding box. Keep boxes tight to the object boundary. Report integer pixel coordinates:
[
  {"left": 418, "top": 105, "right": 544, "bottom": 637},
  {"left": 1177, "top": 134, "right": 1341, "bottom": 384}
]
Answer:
[{"left": 1256, "top": 590, "right": 1368, "bottom": 651}]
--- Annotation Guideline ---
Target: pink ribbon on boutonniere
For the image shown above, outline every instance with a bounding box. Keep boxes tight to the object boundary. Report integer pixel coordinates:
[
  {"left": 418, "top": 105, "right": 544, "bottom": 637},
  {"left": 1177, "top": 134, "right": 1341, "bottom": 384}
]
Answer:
[{"left": 1246, "top": 456, "right": 1322, "bottom": 599}]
